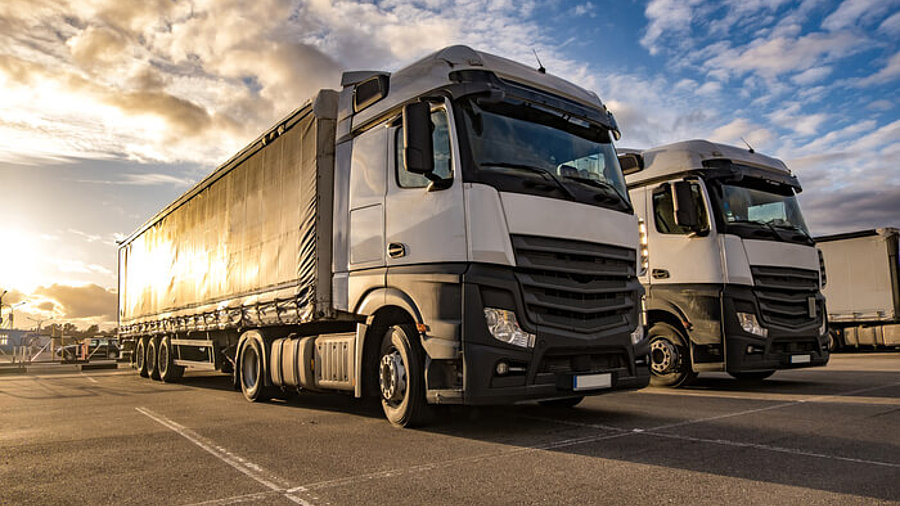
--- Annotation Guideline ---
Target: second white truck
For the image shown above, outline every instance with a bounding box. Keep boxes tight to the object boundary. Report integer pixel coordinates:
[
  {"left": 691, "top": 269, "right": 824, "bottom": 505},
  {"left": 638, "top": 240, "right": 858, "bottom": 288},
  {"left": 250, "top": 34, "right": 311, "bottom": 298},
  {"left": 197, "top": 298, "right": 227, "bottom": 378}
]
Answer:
[{"left": 619, "top": 140, "right": 829, "bottom": 386}]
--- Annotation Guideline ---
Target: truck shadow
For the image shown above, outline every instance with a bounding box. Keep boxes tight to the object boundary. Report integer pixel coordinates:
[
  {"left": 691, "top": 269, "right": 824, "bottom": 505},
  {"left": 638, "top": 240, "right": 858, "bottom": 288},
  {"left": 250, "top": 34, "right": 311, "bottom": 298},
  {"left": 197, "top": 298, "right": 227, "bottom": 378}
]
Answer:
[{"left": 172, "top": 369, "right": 899, "bottom": 501}]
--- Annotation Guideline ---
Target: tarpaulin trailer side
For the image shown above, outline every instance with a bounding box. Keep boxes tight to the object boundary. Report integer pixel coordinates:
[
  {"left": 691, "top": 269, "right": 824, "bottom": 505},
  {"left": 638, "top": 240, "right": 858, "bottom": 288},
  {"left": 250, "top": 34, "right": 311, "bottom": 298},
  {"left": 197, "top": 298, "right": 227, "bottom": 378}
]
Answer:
[
  {"left": 817, "top": 228, "right": 900, "bottom": 348},
  {"left": 117, "top": 90, "right": 339, "bottom": 338}
]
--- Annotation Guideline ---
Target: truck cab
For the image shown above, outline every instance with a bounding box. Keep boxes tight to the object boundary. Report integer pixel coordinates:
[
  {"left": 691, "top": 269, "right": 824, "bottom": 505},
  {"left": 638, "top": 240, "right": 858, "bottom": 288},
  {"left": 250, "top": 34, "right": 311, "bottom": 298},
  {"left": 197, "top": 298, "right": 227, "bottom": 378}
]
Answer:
[{"left": 620, "top": 140, "right": 829, "bottom": 386}]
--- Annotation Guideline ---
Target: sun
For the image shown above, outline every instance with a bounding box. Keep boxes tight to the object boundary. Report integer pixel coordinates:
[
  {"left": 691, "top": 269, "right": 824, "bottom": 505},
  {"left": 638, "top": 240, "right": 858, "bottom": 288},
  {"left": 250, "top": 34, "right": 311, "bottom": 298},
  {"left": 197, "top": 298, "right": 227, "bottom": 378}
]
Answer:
[{"left": 0, "top": 225, "right": 45, "bottom": 293}]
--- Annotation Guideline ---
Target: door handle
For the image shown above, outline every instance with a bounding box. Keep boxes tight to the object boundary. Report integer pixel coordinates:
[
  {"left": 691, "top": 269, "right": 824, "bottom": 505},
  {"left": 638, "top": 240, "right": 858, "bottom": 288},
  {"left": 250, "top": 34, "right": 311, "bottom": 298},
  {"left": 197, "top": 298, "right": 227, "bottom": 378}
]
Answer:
[
  {"left": 388, "top": 242, "right": 406, "bottom": 258},
  {"left": 652, "top": 269, "right": 670, "bottom": 279}
]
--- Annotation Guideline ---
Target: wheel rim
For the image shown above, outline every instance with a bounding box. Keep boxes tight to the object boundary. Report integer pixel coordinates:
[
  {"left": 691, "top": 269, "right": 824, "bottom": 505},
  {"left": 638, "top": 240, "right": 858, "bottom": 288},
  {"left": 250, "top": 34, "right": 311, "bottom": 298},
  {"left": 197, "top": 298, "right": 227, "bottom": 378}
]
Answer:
[
  {"left": 379, "top": 347, "right": 407, "bottom": 406},
  {"left": 650, "top": 337, "right": 679, "bottom": 375},
  {"left": 242, "top": 347, "right": 259, "bottom": 390}
]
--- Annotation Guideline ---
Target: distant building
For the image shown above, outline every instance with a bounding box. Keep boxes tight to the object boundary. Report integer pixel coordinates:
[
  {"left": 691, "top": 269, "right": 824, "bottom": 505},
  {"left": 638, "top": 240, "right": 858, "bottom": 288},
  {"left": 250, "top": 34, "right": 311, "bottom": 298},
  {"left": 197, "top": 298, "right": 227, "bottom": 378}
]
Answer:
[{"left": 0, "top": 329, "right": 42, "bottom": 352}]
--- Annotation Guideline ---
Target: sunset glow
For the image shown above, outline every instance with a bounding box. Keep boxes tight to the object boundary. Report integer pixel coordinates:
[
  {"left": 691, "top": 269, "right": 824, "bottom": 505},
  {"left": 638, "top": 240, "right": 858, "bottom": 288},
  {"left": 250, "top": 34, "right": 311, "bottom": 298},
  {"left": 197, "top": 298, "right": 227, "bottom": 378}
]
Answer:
[{"left": 0, "top": 0, "right": 897, "bottom": 330}]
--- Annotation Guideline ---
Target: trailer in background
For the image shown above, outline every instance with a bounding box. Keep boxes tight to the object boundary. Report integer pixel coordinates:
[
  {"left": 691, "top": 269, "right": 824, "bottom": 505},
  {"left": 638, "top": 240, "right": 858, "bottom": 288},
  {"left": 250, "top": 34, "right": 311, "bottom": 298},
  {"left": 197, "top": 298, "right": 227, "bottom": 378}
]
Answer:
[{"left": 816, "top": 228, "right": 900, "bottom": 350}]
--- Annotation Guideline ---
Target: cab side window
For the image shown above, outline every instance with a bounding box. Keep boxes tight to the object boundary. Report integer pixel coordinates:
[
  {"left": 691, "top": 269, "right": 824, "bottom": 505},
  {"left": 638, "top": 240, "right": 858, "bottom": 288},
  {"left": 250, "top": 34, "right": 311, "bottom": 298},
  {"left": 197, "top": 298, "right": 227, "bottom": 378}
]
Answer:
[
  {"left": 395, "top": 109, "right": 452, "bottom": 188},
  {"left": 653, "top": 182, "right": 708, "bottom": 234}
]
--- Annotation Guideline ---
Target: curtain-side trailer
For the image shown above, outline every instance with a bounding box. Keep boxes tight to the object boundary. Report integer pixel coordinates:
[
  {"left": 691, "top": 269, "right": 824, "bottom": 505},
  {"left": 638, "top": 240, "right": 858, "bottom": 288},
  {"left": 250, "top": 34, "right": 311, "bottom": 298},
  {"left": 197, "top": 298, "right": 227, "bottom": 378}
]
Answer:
[
  {"left": 816, "top": 228, "right": 900, "bottom": 349},
  {"left": 119, "top": 45, "right": 650, "bottom": 426}
]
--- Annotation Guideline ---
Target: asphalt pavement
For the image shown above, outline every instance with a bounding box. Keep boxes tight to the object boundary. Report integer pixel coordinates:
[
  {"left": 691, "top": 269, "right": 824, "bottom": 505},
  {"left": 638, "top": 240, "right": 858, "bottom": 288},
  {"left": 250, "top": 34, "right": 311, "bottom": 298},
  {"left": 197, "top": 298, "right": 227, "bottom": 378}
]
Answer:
[{"left": 0, "top": 354, "right": 897, "bottom": 505}]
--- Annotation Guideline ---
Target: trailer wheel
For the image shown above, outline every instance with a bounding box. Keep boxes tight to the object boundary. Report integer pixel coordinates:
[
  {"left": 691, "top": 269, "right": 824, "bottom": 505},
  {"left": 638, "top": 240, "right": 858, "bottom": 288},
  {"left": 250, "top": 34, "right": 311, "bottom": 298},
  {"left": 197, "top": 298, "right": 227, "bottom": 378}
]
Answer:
[
  {"left": 538, "top": 396, "right": 585, "bottom": 408},
  {"left": 729, "top": 370, "right": 775, "bottom": 381},
  {"left": 158, "top": 336, "right": 184, "bottom": 383},
  {"left": 239, "top": 338, "right": 272, "bottom": 402},
  {"left": 136, "top": 337, "right": 150, "bottom": 378},
  {"left": 147, "top": 337, "right": 161, "bottom": 381},
  {"left": 648, "top": 322, "right": 696, "bottom": 388},
  {"left": 378, "top": 324, "right": 430, "bottom": 427}
]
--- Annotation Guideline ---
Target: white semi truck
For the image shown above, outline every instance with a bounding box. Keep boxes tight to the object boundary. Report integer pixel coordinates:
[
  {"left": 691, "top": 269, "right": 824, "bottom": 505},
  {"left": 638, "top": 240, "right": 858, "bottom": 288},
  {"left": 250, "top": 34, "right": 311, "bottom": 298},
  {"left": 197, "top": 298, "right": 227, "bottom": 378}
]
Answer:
[
  {"left": 118, "top": 45, "right": 649, "bottom": 426},
  {"left": 816, "top": 228, "right": 900, "bottom": 350},
  {"left": 618, "top": 140, "right": 829, "bottom": 386}
]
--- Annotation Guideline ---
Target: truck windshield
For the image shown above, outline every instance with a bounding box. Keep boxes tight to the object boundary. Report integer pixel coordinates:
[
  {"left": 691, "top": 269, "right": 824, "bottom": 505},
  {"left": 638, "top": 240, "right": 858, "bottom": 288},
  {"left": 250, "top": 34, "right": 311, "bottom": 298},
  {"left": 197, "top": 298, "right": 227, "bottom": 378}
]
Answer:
[
  {"left": 457, "top": 97, "right": 631, "bottom": 211},
  {"left": 715, "top": 180, "right": 812, "bottom": 244}
]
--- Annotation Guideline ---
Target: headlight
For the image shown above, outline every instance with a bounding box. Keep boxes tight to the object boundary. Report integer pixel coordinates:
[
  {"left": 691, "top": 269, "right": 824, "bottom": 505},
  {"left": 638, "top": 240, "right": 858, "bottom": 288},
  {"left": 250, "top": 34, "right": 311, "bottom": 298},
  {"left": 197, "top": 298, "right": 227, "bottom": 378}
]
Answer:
[
  {"left": 819, "top": 317, "right": 827, "bottom": 336},
  {"left": 638, "top": 218, "right": 649, "bottom": 276},
  {"left": 630, "top": 325, "right": 644, "bottom": 345},
  {"left": 483, "top": 308, "right": 535, "bottom": 348},
  {"left": 737, "top": 312, "right": 768, "bottom": 338}
]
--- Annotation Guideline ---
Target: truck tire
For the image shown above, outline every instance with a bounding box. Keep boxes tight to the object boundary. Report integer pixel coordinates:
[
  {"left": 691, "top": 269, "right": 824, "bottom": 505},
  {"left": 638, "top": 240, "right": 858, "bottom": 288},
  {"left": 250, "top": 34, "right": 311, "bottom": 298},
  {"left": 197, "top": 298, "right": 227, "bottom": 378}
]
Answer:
[
  {"left": 238, "top": 338, "right": 272, "bottom": 402},
  {"left": 729, "top": 370, "right": 775, "bottom": 381},
  {"left": 827, "top": 329, "right": 843, "bottom": 352},
  {"left": 378, "top": 324, "right": 430, "bottom": 427},
  {"left": 158, "top": 336, "right": 184, "bottom": 383},
  {"left": 539, "top": 396, "right": 585, "bottom": 408},
  {"left": 648, "top": 322, "right": 697, "bottom": 388},
  {"left": 136, "top": 337, "right": 150, "bottom": 378},
  {"left": 147, "top": 337, "right": 161, "bottom": 381}
]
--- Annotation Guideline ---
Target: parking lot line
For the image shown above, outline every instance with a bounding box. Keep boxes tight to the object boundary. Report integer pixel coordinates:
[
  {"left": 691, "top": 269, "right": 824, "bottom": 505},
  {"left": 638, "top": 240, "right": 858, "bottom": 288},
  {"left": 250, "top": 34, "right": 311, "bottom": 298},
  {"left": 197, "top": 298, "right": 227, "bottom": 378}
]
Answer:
[
  {"left": 136, "top": 407, "right": 316, "bottom": 506},
  {"left": 643, "top": 431, "right": 900, "bottom": 469}
]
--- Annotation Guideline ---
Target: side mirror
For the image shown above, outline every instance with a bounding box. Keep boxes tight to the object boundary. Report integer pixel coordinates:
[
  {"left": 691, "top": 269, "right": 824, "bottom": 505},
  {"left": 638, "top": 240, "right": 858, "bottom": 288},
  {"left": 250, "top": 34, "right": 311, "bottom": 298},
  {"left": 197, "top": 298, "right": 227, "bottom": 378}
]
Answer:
[
  {"left": 403, "top": 102, "right": 434, "bottom": 175},
  {"left": 618, "top": 153, "right": 644, "bottom": 176},
  {"left": 672, "top": 181, "right": 700, "bottom": 230}
]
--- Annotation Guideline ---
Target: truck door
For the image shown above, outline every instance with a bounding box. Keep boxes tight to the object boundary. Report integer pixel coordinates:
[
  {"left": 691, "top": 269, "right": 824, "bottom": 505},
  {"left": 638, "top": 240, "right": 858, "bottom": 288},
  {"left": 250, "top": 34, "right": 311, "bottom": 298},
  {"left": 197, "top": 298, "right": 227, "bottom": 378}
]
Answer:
[
  {"left": 384, "top": 104, "right": 467, "bottom": 269},
  {"left": 648, "top": 178, "right": 725, "bottom": 366}
]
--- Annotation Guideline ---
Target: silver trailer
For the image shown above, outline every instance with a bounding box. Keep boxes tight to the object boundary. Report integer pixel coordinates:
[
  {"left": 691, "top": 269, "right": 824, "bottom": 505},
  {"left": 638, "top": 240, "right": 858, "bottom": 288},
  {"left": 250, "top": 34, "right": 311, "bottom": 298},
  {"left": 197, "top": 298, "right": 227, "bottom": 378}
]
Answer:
[
  {"left": 119, "top": 46, "right": 650, "bottom": 426},
  {"left": 620, "top": 140, "right": 829, "bottom": 386},
  {"left": 816, "top": 228, "right": 900, "bottom": 349}
]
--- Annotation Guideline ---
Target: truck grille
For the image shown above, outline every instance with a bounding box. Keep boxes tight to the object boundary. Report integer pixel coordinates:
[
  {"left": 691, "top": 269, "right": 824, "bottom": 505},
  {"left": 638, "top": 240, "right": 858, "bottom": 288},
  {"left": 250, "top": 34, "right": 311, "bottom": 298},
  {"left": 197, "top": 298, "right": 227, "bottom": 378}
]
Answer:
[
  {"left": 750, "top": 265, "right": 820, "bottom": 329},
  {"left": 511, "top": 235, "right": 639, "bottom": 334}
]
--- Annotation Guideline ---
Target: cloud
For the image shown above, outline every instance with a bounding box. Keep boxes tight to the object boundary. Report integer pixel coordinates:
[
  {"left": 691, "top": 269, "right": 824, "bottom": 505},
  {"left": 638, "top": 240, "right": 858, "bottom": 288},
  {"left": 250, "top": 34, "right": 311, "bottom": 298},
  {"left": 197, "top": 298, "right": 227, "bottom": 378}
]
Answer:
[
  {"left": 821, "top": 0, "right": 899, "bottom": 31},
  {"left": 640, "top": 0, "right": 704, "bottom": 55},
  {"left": 33, "top": 283, "right": 116, "bottom": 320},
  {"left": 709, "top": 118, "right": 775, "bottom": 148},
  {"left": 791, "top": 66, "right": 833, "bottom": 85},
  {"left": 854, "top": 52, "right": 900, "bottom": 87}
]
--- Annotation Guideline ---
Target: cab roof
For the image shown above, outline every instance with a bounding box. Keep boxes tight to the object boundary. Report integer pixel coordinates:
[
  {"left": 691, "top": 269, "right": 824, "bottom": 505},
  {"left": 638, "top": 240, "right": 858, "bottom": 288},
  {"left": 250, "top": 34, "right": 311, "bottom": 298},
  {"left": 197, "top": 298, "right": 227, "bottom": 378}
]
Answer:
[{"left": 624, "top": 139, "right": 792, "bottom": 187}]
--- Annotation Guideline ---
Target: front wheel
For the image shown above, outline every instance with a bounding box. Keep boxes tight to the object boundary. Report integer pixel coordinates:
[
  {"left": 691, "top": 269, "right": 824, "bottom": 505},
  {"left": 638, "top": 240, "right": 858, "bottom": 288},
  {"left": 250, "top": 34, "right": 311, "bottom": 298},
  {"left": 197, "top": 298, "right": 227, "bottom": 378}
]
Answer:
[
  {"left": 729, "top": 370, "right": 775, "bottom": 381},
  {"left": 378, "top": 324, "right": 429, "bottom": 427},
  {"left": 648, "top": 322, "right": 696, "bottom": 388}
]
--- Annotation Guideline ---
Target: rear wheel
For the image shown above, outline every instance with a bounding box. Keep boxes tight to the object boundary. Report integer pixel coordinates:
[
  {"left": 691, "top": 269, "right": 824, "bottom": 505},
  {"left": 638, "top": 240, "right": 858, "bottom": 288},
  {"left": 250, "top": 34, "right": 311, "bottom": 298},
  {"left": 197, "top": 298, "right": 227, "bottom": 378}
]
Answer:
[
  {"left": 147, "top": 337, "right": 161, "bottom": 381},
  {"left": 158, "top": 336, "right": 184, "bottom": 383},
  {"left": 648, "top": 322, "right": 697, "bottom": 388},
  {"left": 136, "top": 338, "right": 149, "bottom": 378},
  {"left": 379, "top": 324, "right": 429, "bottom": 427},
  {"left": 729, "top": 370, "right": 775, "bottom": 381},
  {"left": 239, "top": 338, "right": 272, "bottom": 402},
  {"left": 539, "top": 396, "right": 585, "bottom": 408}
]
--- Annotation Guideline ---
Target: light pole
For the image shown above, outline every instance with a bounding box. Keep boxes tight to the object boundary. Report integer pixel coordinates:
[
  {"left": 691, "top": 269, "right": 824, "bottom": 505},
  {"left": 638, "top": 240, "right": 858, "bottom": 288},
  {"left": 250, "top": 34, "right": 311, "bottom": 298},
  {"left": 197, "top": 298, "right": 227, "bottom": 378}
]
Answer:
[
  {"left": 7, "top": 301, "right": 25, "bottom": 329},
  {"left": 0, "top": 290, "right": 7, "bottom": 327},
  {"left": 27, "top": 316, "right": 51, "bottom": 333}
]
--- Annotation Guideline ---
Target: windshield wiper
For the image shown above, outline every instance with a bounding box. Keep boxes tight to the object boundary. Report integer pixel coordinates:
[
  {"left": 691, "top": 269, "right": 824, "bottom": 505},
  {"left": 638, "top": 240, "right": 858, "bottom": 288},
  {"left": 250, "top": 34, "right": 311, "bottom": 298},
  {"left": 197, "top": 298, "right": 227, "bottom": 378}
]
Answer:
[
  {"left": 727, "top": 219, "right": 786, "bottom": 241},
  {"left": 769, "top": 222, "right": 814, "bottom": 244},
  {"left": 559, "top": 175, "right": 629, "bottom": 205},
  {"left": 479, "top": 162, "right": 577, "bottom": 201}
]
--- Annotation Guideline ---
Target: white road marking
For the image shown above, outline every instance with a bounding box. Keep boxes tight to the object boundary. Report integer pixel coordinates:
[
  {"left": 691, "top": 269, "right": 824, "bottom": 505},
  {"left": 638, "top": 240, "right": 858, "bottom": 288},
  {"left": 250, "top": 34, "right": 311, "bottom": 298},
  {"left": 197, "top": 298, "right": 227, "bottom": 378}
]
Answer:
[
  {"left": 643, "top": 431, "right": 900, "bottom": 469},
  {"left": 136, "top": 407, "right": 316, "bottom": 506},
  {"left": 81, "top": 373, "right": 99, "bottom": 383}
]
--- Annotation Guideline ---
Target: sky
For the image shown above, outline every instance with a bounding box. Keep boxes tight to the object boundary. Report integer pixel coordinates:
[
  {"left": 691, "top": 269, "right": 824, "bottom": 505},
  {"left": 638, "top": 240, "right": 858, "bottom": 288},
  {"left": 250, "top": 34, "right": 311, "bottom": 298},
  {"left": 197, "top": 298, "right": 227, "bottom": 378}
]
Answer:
[{"left": 0, "top": 0, "right": 898, "bottom": 330}]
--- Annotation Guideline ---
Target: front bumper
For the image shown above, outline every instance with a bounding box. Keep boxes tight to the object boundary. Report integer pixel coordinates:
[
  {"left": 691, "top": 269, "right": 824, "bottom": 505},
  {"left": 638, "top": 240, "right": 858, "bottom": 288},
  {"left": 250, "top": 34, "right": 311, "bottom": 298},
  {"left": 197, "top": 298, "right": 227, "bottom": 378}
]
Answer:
[
  {"left": 457, "top": 264, "right": 649, "bottom": 405},
  {"left": 723, "top": 286, "right": 829, "bottom": 373}
]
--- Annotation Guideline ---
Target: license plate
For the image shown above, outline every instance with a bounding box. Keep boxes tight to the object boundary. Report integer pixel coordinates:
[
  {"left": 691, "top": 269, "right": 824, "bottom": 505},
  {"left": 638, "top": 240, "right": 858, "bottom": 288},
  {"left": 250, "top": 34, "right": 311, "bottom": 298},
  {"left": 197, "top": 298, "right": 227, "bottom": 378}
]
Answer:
[
  {"left": 791, "top": 354, "right": 811, "bottom": 364},
  {"left": 573, "top": 373, "right": 612, "bottom": 391}
]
